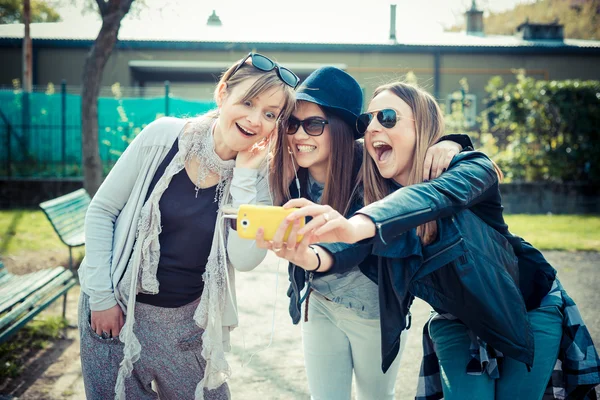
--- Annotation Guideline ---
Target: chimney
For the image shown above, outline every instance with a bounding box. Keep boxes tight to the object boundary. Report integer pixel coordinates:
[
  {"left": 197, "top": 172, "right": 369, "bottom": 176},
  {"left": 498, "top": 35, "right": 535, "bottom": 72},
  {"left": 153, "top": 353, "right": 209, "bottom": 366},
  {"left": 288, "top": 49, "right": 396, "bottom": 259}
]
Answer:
[
  {"left": 390, "top": 4, "right": 397, "bottom": 42},
  {"left": 516, "top": 19, "right": 564, "bottom": 41},
  {"left": 465, "top": 0, "right": 484, "bottom": 36},
  {"left": 207, "top": 10, "right": 222, "bottom": 26}
]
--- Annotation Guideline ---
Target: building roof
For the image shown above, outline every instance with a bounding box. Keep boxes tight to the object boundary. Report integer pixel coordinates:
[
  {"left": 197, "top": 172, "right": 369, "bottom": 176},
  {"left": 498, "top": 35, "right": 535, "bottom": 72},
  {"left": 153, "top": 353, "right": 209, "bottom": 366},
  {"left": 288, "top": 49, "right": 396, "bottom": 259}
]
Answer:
[
  {"left": 129, "top": 60, "right": 347, "bottom": 74},
  {"left": 1, "top": 20, "right": 599, "bottom": 53}
]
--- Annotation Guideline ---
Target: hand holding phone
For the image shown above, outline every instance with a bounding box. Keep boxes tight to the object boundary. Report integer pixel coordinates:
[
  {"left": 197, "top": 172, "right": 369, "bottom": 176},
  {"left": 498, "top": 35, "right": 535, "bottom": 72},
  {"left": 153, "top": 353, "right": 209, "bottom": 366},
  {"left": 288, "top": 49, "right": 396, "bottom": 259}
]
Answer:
[{"left": 236, "top": 205, "right": 305, "bottom": 243}]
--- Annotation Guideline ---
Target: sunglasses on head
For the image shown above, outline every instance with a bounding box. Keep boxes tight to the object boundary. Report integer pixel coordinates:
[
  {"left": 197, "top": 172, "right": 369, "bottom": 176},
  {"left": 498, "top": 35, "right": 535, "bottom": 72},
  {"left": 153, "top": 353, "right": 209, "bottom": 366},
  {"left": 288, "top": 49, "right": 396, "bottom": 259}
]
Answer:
[
  {"left": 286, "top": 116, "right": 329, "bottom": 136},
  {"left": 356, "top": 108, "right": 405, "bottom": 134},
  {"left": 229, "top": 52, "right": 300, "bottom": 89}
]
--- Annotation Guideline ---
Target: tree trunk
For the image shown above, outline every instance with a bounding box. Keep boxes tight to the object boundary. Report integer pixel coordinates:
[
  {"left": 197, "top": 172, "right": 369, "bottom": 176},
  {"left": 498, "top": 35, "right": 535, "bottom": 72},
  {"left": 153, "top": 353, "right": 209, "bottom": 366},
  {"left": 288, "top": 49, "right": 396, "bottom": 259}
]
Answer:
[
  {"left": 81, "top": 0, "right": 133, "bottom": 196},
  {"left": 22, "top": 0, "right": 32, "bottom": 92}
]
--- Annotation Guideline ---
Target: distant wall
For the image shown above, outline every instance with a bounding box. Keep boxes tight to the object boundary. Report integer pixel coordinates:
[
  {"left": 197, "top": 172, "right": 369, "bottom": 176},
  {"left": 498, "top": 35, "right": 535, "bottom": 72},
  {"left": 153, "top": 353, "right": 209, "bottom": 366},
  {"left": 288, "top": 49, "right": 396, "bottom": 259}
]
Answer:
[
  {"left": 499, "top": 182, "right": 600, "bottom": 214},
  {"left": 2, "top": 46, "right": 600, "bottom": 109},
  {"left": 2, "top": 179, "right": 599, "bottom": 214},
  {"left": 1, "top": 179, "right": 83, "bottom": 209}
]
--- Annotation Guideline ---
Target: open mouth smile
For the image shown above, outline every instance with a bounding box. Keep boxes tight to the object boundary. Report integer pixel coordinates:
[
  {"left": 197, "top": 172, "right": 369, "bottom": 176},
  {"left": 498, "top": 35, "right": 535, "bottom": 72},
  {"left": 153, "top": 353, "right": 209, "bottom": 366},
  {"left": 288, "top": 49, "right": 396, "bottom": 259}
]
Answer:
[
  {"left": 372, "top": 141, "right": 393, "bottom": 162},
  {"left": 236, "top": 123, "right": 257, "bottom": 137}
]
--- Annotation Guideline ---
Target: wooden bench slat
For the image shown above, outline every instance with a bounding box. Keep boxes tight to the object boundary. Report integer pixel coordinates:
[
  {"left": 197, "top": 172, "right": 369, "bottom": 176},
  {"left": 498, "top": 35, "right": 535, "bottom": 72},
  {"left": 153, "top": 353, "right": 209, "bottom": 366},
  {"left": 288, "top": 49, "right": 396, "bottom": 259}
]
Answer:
[
  {"left": 52, "top": 219, "right": 85, "bottom": 237},
  {"left": 62, "top": 233, "right": 85, "bottom": 248},
  {"left": 0, "top": 270, "right": 55, "bottom": 303},
  {"left": 0, "top": 268, "right": 68, "bottom": 312},
  {"left": 43, "top": 196, "right": 89, "bottom": 214},
  {"left": 42, "top": 205, "right": 89, "bottom": 223},
  {"left": 0, "top": 273, "right": 56, "bottom": 311},
  {"left": 0, "top": 268, "right": 55, "bottom": 293},
  {"left": 43, "top": 193, "right": 89, "bottom": 209},
  {"left": 44, "top": 203, "right": 89, "bottom": 226},
  {"left": 0, "top": 272, "right": 13, "bottom": 286},
  {"left": 0, "top": 273, "right": 57, "bottom": 308},
  {"left": 0, "top": 276, "right": 77, "bottom": 344},
  {"left": 39, "top": 189, "right": 89, "bottom": 210},
  {"left": 0, "top": 268, "right": 63, "bottom": 297},
  {"left": 40, "top": 189, "right": 90, "bottom": 249},
  {"left": 48, "top": 208, "right": 87, "bottom": 226},
  {"left": 44, "top": 208, "right": 88, "bottom": 232},
  {"left": 0, "top": 270, "right": 76, "bottom": 332}
]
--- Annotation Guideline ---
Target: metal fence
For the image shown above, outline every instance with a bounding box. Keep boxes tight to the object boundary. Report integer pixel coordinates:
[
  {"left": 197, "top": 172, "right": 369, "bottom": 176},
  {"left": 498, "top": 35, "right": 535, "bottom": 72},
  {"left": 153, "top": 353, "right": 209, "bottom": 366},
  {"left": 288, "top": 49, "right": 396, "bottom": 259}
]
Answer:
[{"left": 0, "top": 81, "right": 215, "bottom": 178}]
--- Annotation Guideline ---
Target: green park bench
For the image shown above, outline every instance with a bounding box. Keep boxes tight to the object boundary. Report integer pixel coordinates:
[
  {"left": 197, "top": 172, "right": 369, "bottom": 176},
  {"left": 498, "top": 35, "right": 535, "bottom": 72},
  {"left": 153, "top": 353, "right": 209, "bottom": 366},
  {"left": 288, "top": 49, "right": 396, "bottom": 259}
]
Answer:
[
  {"left": 0, "top": 261, "right": 77, "bottom": 344},
  {"left": 39, "top": 188, "right": 90, "bottom": 272}
]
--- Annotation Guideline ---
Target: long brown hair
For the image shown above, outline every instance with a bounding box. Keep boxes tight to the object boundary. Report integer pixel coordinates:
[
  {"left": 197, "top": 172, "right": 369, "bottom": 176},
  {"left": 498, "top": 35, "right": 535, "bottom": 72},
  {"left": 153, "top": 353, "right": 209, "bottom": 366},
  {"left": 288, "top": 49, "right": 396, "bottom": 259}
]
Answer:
[
  {"left": 270, "top": 104, "right": 360, "bottom": 215},
  {"left": 362, "top": 82, "right": 445, "bottom": 244}
]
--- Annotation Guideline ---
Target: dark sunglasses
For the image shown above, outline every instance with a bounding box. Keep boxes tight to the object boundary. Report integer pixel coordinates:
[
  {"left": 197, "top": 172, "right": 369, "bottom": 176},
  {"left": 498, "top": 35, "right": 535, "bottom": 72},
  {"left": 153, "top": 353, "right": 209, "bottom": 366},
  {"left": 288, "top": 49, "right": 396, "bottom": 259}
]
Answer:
[
  {"left": 230, "top": 52, "right": 300, "bottom": 89},
  {"left": 286, "top": 116, "right": 329, "bottom": 136},
  {"left": 356, "top": 108, "right": 405, "bottom": 134}
]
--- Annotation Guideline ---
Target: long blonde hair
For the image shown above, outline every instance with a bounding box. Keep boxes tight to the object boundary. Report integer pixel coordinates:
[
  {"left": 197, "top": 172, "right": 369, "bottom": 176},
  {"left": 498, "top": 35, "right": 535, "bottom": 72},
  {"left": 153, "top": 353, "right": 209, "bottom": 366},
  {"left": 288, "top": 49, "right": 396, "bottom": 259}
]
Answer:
[
  {"left": 206, "top": 55, "right": 296, "bottom": 129},
  {"left": 362, "top": 82, "right": 445, "bottom": 244}
]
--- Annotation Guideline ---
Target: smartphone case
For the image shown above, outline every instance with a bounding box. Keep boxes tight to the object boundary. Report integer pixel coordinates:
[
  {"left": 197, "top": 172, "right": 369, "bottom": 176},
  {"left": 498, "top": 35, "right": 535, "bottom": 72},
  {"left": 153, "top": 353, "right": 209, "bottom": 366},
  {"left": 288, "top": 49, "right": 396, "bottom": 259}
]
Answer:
[{"left": 236, "top": 204, "right": 305, "bottom": 243}]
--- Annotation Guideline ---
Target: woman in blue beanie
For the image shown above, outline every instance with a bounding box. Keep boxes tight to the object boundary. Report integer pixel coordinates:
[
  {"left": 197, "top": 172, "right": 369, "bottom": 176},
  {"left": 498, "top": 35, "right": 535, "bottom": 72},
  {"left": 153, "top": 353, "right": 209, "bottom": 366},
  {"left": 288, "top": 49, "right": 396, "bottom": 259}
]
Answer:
[{"left": 263, "top": 67, "right": 469, "bottom": 400}]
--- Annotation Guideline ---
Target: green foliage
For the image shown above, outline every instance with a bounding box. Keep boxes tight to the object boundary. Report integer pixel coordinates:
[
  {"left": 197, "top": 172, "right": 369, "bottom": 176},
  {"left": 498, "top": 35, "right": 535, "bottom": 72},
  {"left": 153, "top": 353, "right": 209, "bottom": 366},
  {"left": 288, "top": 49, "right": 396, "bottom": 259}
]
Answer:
[
  {"left": 479, "top": 72, "right": 600, "bottom": 184},
  {"left": 0, "top": 316, "right": 67, "bottom": 379},
  {"left": 0, "top": 0, "right": 61, "bottom": 24},
  {"left": 444, "top": 77, "right": 475, "bottom": 134}
]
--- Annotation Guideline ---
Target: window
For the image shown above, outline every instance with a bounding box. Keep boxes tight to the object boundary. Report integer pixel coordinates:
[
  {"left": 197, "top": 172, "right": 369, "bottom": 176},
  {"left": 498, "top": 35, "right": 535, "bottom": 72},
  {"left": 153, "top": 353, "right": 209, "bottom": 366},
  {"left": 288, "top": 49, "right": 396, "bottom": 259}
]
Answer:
[{"left": 446, "top": 93, "right": 477, "bottom": 128}]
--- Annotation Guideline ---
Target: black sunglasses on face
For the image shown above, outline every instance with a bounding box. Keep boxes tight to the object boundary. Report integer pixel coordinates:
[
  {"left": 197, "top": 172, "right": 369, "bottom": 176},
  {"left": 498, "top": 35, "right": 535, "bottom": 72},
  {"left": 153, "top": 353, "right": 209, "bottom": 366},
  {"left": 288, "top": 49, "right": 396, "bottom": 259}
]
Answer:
[
  {"left": 229, "top": 52, "right": 300, "bottom": 89},
  {"left": 286, "top": 116, "right": 329, "bottom": 136},
  {"left": 356, "top": 108, "right": 405, "bottom": 134}
]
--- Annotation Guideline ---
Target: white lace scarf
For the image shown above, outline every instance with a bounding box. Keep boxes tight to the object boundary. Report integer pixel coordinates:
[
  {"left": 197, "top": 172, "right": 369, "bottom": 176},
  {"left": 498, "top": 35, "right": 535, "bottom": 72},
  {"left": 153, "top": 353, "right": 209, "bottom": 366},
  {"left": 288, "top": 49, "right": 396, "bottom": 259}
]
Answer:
[{"left": 115, "top": 116, "right": 234, "bottom": 399}]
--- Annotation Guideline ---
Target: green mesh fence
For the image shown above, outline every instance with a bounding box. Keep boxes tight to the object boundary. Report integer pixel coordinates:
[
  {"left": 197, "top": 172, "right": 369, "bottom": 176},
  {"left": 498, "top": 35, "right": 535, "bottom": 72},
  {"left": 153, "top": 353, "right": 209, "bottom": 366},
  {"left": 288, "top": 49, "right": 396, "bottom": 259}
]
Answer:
[{"left": 0, "top": 90, "right": 215, "bottom": 178}]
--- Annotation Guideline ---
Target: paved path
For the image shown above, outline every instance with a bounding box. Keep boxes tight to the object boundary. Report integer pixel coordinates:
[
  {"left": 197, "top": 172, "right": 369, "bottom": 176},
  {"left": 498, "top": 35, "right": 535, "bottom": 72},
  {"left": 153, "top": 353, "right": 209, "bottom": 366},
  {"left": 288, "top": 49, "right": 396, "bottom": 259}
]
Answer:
[{"left": 2, "top": 251, "right": 599, "bottom": 399}]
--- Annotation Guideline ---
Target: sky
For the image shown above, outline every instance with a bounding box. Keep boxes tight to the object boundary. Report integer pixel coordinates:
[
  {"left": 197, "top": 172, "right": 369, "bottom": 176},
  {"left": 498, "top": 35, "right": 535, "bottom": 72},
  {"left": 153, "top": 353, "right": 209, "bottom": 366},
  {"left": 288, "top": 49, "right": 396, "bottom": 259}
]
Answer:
[{"left": 52, "top": 0, "right": 538, "bottom": 36}]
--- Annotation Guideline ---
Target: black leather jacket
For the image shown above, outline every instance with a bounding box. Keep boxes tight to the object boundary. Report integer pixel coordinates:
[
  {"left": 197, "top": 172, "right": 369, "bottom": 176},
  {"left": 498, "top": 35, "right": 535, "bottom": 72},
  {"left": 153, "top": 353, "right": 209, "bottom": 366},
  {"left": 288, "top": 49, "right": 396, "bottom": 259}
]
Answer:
[
  {"left": 322, "top": 151, "right": 556, "bottom": 372},
  {"left": 286, "top": 135, "right": 477, "bottom": 324}
]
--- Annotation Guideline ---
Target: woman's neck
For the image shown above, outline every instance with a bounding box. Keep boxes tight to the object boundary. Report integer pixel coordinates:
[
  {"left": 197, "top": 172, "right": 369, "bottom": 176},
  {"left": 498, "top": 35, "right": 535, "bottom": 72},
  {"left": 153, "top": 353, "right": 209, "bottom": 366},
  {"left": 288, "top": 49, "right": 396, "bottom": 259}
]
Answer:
[
  {"left": 392, "top": 171, "right": 410, "bottom": 187},
  {"left": 307, "top": 164, "right": 327, "bottom": 186},
  {"left": 212, "top": 120, "right": 237, "bottom": 161}
]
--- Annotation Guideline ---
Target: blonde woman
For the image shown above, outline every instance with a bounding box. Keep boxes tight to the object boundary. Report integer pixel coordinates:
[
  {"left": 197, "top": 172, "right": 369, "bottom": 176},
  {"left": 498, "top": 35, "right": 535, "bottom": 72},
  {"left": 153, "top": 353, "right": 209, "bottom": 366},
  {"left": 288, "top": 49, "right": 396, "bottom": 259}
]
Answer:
[{"left": 79, "top": 53, "right": 298, "bottom": 399}]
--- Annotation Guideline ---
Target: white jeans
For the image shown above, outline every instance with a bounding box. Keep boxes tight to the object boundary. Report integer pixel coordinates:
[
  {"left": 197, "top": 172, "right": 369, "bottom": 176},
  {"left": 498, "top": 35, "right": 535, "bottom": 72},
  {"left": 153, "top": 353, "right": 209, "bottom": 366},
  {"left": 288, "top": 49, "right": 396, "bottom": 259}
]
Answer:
[{"left": 301, "top": 291, "right": 407, "bottom": 400}]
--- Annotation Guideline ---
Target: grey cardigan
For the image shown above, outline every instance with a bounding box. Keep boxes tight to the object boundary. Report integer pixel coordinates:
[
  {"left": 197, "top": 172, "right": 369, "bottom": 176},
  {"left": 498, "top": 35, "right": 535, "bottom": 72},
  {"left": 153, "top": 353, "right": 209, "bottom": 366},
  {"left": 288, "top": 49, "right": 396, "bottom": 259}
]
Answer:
[
  {"left": 80, "top": 116, "right": 269, "bottom": 311},
  {"left": 79, "top": 116, "right": 272, "bottom": 398}
]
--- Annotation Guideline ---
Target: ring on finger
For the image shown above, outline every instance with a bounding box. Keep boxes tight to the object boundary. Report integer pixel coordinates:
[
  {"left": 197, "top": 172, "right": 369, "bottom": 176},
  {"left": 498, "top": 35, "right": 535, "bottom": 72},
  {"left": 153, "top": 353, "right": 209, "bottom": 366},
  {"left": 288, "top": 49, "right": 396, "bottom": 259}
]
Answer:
[{"left": 273, "top": 246, "right": 282, "bottom": 253}]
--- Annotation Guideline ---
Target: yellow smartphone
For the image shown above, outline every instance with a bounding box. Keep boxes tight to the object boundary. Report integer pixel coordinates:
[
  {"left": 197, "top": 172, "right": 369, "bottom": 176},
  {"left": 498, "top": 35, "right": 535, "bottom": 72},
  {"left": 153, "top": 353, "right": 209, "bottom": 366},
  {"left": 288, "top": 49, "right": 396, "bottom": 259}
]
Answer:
[{"left": 237, "top": 204, "right": 305, "bottom": 243}]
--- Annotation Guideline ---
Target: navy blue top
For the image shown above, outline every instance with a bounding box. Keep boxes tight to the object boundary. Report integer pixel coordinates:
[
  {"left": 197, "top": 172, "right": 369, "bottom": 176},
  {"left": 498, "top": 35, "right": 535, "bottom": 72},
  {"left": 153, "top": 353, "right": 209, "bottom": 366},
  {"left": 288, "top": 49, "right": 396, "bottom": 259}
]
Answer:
[{"left": 137, "top": 139, "right": 219, "bottom": 308}]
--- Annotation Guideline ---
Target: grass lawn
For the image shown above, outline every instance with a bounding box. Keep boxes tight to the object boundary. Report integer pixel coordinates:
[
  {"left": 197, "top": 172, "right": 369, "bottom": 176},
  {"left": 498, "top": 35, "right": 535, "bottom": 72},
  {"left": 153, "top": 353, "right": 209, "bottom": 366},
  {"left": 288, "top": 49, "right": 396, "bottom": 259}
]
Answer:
[
  {"left": 0, "top": 210, "right": 85, "bottom": 273},
  {"left": 0, "top": 210, "right": 66, "bottom": 254},
  {"left": 504, "top": 214, "right": 600, "bottom": 251},
  {"left": 0, "top": 211, "right": 598, "bottom": 261}
]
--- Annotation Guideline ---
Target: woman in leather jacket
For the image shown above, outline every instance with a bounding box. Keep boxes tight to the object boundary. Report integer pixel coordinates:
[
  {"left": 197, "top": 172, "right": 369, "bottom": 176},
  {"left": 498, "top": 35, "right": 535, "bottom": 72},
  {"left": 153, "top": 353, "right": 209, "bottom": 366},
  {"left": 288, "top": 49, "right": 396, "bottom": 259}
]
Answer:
[{"left": 278, "top": 82, "right": 600, "bottom": 400}]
